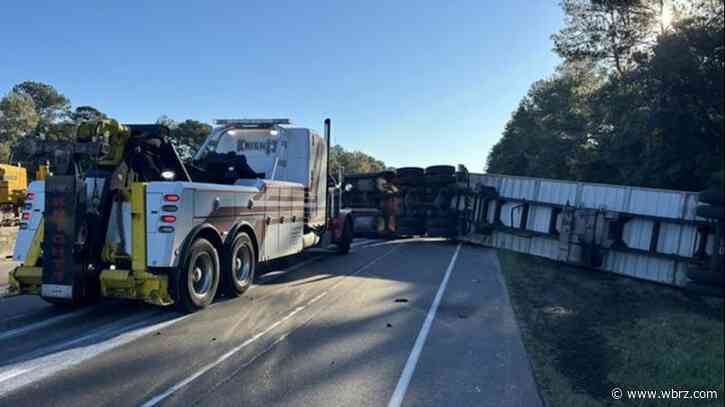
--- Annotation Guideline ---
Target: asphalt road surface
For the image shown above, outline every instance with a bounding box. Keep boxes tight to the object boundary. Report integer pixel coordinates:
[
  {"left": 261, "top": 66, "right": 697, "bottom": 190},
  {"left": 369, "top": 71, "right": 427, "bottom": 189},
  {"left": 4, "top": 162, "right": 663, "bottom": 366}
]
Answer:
[{"left": 0, "top": 238, "right": 541, "bottom": 407}]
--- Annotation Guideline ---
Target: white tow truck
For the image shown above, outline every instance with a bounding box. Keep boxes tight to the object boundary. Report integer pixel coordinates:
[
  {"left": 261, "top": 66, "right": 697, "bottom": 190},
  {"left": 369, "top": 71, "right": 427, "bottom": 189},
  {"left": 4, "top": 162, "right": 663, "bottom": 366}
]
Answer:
[{"left": 9, "top": 118, "right": 353, "bottom": 312}]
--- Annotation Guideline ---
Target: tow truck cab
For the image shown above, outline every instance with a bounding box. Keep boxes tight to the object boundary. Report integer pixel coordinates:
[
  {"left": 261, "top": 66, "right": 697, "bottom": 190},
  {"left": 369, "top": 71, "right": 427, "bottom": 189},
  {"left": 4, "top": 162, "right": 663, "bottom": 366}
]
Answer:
[{"left": 10, "top": 118, "right": 352, "bottom": 312}]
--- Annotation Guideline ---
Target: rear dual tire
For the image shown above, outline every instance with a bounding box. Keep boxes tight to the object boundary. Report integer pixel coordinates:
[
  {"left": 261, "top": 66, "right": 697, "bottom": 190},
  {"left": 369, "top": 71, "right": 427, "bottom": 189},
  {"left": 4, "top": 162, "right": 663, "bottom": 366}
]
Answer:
[
  {"left": 221, "top": 232, "right": 256, "bottom": 297},
  {"left": 176, "top": 238, "right": 221, "bottom": 313},
  {"left": 175, "top": 233, "right": 259, "bottom": 312}
]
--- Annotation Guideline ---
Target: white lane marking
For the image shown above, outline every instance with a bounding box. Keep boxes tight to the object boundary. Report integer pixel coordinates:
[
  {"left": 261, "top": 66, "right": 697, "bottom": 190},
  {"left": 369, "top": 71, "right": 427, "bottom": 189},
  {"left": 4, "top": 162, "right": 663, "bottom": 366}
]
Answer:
[
  {"left": 0, "top": 307, "right": 97, "bottom": 341},
  {"left": 0, "top": 312, "right": 189, "bottom": 397},
  {"left": 388, "top": 243, "right": 462, "bottom": 407},
  {"left": 366, "top": 237, "right": 449, "bottom": 249},
  {"left": 143, "top": 247, "right": 399, "bottom": 406}
]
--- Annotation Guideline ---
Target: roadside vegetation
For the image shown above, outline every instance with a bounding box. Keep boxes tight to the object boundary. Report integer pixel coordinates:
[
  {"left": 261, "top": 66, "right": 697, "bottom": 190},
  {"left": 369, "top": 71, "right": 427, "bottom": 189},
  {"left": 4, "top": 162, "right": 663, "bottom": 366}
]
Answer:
[
  {"left": 487, "top": 0, "right": 723, "bottom": 191},
  {"left": 497, "top": 250, "right": 724, "bottom": 407}
]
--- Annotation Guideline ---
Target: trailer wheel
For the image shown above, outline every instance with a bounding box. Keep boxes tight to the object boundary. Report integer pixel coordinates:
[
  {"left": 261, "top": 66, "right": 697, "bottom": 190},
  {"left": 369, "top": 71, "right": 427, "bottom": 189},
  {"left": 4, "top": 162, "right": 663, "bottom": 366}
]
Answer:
[
  {"left": 398, "top": 175, "right": 425, "bottom": 186},
  {"left": 396, "top": 167, "right": 425, "bottom": 178},
  {"left": 221, "top": 232, "right": 257, "bottom": 297},
  {"left": 176, "top": 238, "right": 220, "bottom": 312},
  {"left": 425, "top": 165, "right": 455, "bottom": 176}
]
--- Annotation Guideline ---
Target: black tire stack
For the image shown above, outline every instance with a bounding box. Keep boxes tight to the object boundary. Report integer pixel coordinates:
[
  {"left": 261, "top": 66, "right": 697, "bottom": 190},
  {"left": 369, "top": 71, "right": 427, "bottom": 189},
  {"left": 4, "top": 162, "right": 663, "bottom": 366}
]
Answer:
[
  {"left": 424, "top": 165, "right": 459, "bottom": 238},
  {"left": 396, "top": 167, "right": 426, "bottom": 236},
  {"left": 686, "top": 179, "right": 724, "bottom": 297}
]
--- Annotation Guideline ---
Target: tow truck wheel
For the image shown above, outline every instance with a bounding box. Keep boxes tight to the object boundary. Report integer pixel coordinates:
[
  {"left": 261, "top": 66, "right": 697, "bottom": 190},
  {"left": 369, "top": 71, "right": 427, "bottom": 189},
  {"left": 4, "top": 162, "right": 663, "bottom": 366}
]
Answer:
[
  {"left": 176, "top": 238, "right": 220, "bottom": 313},
  {"left": 221, "top": 232, "right": 257, "bottom": 297}
]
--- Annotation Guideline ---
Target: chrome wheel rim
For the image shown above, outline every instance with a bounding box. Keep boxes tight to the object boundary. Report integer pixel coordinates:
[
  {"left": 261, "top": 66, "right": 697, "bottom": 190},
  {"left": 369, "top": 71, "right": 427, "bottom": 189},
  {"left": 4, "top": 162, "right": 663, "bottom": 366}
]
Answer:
[
  {"left": 234, "top": 244, "right": 252, "bottom": 284},
  {"left": 189, "top": 252, "right": 214, "bottom": 299}
]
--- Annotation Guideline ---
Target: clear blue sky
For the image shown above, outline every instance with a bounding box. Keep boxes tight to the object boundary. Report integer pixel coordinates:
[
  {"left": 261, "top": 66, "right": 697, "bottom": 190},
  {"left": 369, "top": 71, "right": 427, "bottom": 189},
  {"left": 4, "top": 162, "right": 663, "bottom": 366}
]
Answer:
[{"left": 1, "top": 1, "right": 564, "bottom": 171}]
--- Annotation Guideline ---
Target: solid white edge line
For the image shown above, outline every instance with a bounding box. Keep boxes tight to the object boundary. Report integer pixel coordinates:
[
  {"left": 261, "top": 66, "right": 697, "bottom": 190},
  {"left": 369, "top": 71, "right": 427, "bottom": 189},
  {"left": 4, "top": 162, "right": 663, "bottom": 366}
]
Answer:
[
  {"left": 387, "top": 243, "right": 462, "bottom": 407},
  {"left": 143, "top": 246, "right": 398, "bottom": 407}
]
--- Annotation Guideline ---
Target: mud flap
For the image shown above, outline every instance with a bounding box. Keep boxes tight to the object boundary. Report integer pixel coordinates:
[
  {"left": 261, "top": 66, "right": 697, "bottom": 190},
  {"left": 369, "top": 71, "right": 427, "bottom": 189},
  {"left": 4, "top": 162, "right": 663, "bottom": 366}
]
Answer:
[{"left": 41, "top": 175, "right": 89, "bottom": 303}]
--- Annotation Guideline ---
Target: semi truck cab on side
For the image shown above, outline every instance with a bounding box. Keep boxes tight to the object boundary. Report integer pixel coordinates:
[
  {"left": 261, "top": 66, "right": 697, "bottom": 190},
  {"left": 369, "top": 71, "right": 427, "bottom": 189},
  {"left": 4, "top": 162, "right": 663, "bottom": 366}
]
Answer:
[{"left": 10, "top": 118, "right": 353, "bottom": 312}]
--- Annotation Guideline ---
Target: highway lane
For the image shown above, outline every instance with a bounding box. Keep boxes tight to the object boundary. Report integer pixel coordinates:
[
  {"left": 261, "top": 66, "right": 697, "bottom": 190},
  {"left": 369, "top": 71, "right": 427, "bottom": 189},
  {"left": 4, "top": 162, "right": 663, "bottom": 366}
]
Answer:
[{"left": 0, "top": 238, "right": 541, "bottom": 406}]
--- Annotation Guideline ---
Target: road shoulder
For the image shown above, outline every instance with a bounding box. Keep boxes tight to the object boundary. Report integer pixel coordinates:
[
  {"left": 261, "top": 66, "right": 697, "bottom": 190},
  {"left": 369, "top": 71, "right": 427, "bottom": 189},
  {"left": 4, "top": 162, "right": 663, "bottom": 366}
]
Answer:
[{"left": 399, "top": 244, "right": 542, "bottom": 407}]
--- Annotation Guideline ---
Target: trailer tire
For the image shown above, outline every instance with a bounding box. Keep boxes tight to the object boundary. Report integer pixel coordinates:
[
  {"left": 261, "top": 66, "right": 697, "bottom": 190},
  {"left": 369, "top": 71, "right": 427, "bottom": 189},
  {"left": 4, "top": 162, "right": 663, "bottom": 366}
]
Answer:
[
  {"left": 176, "top": 238, "right": 220, "bottom": 312},
  {"left": 396, "top": 167, "right": 425, "bottom": 178},
  {"left": 425, "top": 165, "right": 455, "bottom": 176},
  {"left": 221, "top": 232, "right": 257, "bottom": 298},
  {"left": 398, "top": 176, "right": 425, "bottom": 186}
]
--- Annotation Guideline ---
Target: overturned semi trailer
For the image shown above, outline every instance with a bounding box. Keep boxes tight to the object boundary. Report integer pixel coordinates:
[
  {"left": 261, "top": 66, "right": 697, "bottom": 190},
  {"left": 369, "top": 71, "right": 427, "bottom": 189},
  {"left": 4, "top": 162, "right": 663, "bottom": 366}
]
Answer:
[
  {"left": 456, "top": 173, "right": 723, "bottom": 295},
  {"left": 342, "top": 165, "right": 471, "bottom": 238}
]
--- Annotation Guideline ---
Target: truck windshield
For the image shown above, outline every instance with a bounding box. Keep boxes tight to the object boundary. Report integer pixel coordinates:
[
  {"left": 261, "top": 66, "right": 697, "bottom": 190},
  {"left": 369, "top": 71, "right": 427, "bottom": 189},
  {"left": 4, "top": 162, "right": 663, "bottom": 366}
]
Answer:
[{"left": 193, "top": 128, "right": 275, "bottom": 161}]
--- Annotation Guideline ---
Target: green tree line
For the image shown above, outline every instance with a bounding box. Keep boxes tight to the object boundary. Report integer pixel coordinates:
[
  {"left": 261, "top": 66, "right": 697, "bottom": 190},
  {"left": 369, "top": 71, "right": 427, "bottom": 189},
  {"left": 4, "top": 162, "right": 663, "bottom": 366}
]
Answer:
[
  {"left": 486, "top": 0, "right": 723, "bottom": 191},
  {"left": 329, "top": 144, "right": 387, "bottom": 176}
]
